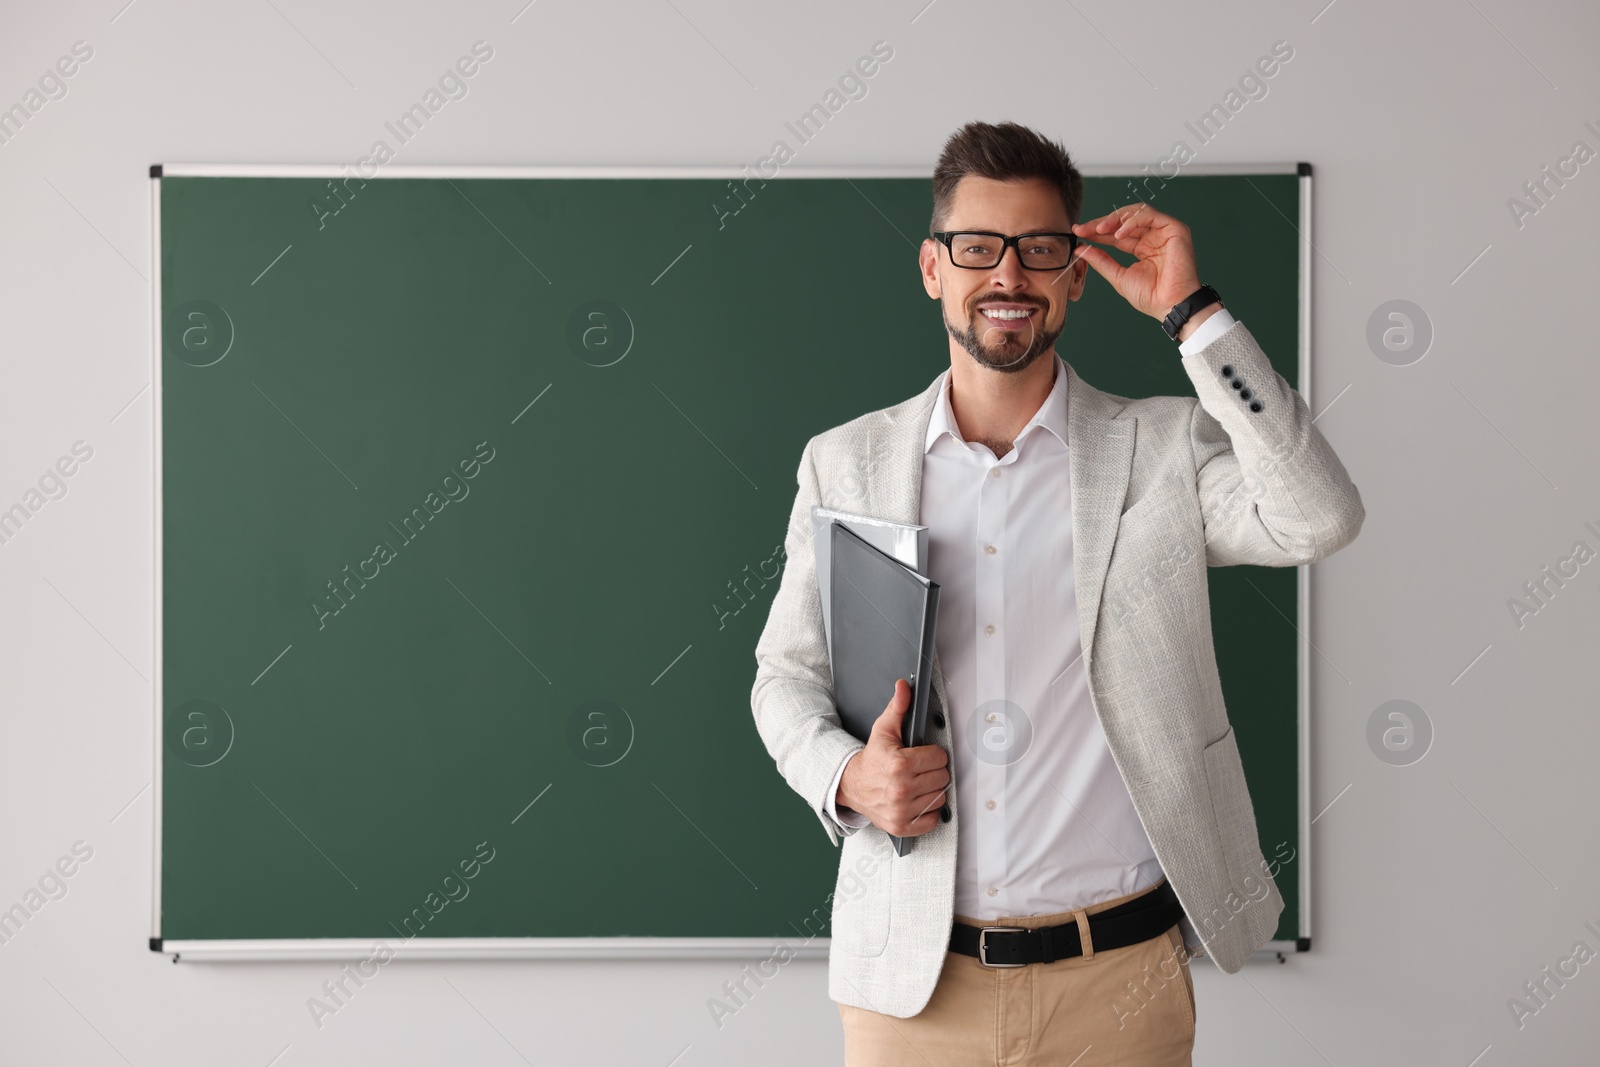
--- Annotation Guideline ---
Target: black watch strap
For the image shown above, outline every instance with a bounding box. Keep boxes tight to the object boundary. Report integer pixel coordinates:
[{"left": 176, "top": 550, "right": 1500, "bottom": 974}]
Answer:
[{"left": 1162, "top": 284, "right": 1223, "bottom": 341}]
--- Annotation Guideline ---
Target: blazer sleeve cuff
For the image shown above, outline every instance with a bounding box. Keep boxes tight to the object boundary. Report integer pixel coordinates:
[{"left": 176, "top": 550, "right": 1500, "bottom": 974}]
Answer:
[{"left": 1177, "top": 306, "right": 1237, "bottom": 358}]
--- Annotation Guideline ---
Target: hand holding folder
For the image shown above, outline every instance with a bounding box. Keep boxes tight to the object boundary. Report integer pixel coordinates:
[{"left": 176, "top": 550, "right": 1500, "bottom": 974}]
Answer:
[
  {"left": 836, "top": 677, "right": 951, "bottom": 851},
  {"left": 825, "top": 520, "right": 945, "bottom": 856}
]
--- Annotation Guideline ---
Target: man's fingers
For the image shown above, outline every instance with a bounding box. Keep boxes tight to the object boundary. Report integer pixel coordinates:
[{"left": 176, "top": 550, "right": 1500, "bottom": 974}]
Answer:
[
  {"left": 1112, "top": 202, "right": 1158, "bottom": 238},
  {"left": 1076, "top": 202, "right": 1155, "bottom": 234},
  {"left": 1076, "top": 222, "right": 1153, "bottom": 257},
  {"left": 1075, "top": 206, "right": 1127, "bottom": 232},
  {"left": 894, "top": 811, "right": 940, "bottom": 837},
  {"left": 905, "top": 764, "right": 950, "bottom": 797},
  {"left": 1076, "top": 203, "right": 1176, "bottom": 251},
  {"left": 1073, "top": 243, "right": 1128, "bottom": 287},
  {"left": 896, "top": 790, "right": 945, "bottom": 835}
]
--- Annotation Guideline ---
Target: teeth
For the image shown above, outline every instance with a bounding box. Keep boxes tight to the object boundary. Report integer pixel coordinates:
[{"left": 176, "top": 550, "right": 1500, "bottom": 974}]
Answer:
[{"left": 982, "top": 308, "right": 1033, "bottom": 319}]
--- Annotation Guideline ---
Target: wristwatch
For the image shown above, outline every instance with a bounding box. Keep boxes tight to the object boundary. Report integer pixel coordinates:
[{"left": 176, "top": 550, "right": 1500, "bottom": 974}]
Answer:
[{"left": 1161, "top": 285, "right": 1223, "bottom": 341}]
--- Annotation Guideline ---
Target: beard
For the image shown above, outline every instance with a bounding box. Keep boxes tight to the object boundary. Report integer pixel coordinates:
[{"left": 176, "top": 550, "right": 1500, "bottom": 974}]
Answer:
[{"left": 944, "top": 299, "right": 1062, "bottom": 374}]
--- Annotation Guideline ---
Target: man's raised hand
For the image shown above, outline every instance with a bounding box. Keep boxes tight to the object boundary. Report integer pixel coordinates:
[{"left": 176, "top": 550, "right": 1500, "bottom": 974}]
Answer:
[{"left": 1070, "top": 203, "right": 1206, "bottom": 322}]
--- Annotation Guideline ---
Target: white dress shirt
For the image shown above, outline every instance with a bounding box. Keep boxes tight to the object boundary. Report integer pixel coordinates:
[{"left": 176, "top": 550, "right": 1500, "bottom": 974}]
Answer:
[{"left": 823, "top": 310, "right": 1237, "bottom": 920}]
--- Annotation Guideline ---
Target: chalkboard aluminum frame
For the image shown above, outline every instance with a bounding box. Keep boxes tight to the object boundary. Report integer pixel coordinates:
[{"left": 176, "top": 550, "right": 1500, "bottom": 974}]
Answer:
[{"left": 149, "top": 162, "right": 1313, "bottom": 962}]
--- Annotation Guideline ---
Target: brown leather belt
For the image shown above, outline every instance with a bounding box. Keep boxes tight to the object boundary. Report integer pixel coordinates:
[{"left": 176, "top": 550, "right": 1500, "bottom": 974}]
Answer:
[{"left": 949, "top": 880, "right": 1184, "bottom": 967}]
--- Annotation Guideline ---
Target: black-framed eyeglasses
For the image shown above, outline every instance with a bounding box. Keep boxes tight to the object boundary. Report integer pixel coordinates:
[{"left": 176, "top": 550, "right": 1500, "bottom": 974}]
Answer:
[{"left": 930, "top": 231, "right": 1079, "bottom": 271}]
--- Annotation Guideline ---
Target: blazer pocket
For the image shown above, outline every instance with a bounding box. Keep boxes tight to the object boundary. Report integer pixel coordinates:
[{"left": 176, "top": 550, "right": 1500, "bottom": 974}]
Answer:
[
  {"left": 1200, "top": 725, "right": 1261, "bottom": 896},
  {"left": 829, "top": 833, "right": 894, "bottom": 958},
  {"left": 1118, "top": 487, "right": 1176, "bottom": 524}
]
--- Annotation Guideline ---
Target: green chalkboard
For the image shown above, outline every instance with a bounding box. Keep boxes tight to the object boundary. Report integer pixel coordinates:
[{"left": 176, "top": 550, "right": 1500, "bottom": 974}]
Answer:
[{"left": 155, "top": 165, "right": 1309, "bottom": 954}]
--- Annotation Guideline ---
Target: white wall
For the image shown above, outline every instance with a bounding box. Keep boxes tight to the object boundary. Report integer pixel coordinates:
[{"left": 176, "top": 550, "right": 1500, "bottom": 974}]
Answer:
[{"left": 3, "top": 1, "right": 1597, "bottom": 1063}]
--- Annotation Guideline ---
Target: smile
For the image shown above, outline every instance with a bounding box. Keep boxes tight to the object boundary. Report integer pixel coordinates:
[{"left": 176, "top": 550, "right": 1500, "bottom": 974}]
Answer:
[{"left": 978, "top": 305, "right": 1039, "bottom": 329}]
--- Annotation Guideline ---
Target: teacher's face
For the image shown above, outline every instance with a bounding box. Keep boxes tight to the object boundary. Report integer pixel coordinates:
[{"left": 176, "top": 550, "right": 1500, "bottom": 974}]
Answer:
[{"left": 919, "top": 175, "right": 1088, "bottom": 374}]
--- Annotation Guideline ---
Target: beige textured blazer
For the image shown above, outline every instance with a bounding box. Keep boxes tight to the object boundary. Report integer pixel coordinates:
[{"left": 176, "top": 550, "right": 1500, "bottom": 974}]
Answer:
[{"left": 750, "top": 320, "right": 1364, "bottom": 1018}]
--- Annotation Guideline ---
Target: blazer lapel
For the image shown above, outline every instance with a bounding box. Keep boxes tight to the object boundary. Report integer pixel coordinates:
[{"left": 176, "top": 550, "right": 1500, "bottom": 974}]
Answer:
[{"left": 1065, "top": 363, "right": 1134, "bottom": 674}]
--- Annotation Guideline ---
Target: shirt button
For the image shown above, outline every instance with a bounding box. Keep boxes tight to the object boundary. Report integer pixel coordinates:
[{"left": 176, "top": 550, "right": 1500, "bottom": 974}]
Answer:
[
  {"left": 984, "top": 623, "right": 996, "bottom": 635},
  {"left": 987, "top": 886, "right": 999, "bottom": 897},
  {"left": 985, "top": 713, "right": 997, "bottom": 724},
  {"left": 984, "top": 544, "right": 997, "bottom": 555},
  {"left": 985, "top": 799, "right": 996, "bottom": 810},
  {"left": 990, "top": 467, "right": 1002, "bottom": 478}
]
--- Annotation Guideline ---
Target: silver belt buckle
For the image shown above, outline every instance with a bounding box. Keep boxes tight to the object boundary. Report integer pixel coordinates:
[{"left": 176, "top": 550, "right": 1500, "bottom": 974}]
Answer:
[{"left": 978, "top": 925, "right": 1027, "bottom": 967}]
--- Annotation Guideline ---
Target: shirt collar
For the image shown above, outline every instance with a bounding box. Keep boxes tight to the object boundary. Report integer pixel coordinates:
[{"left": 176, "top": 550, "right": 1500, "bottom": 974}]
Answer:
[{"left": 924, "top": 353, "right": 1070, "bottom": 456}]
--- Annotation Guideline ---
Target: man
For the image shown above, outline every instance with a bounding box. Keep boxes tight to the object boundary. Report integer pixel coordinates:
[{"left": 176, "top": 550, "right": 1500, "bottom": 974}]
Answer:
[{"left": 749, "top": 121, "right": 1363, "bottom": 1065}]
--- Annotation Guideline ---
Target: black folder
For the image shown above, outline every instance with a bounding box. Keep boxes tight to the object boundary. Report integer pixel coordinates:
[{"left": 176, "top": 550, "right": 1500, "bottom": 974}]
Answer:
[{"left": 829, "top": 521, "right": 941, "bottom": 856}]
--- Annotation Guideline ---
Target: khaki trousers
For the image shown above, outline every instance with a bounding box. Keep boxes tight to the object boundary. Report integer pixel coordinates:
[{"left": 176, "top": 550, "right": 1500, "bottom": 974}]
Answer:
[{"left": 837, "top": 879, "right": 1195, "bottom": 1066}]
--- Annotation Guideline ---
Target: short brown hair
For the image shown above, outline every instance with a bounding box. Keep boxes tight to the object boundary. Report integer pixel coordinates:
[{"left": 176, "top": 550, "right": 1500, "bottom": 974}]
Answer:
[{"left": 929, "top": 121, "right": 1084, "bottom": 235}]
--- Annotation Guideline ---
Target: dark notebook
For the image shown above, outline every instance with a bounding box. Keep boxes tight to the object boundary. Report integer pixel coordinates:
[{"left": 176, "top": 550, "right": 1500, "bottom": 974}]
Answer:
[{"left": 829, "top": 521, "right": 941, "bottom": 856}]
